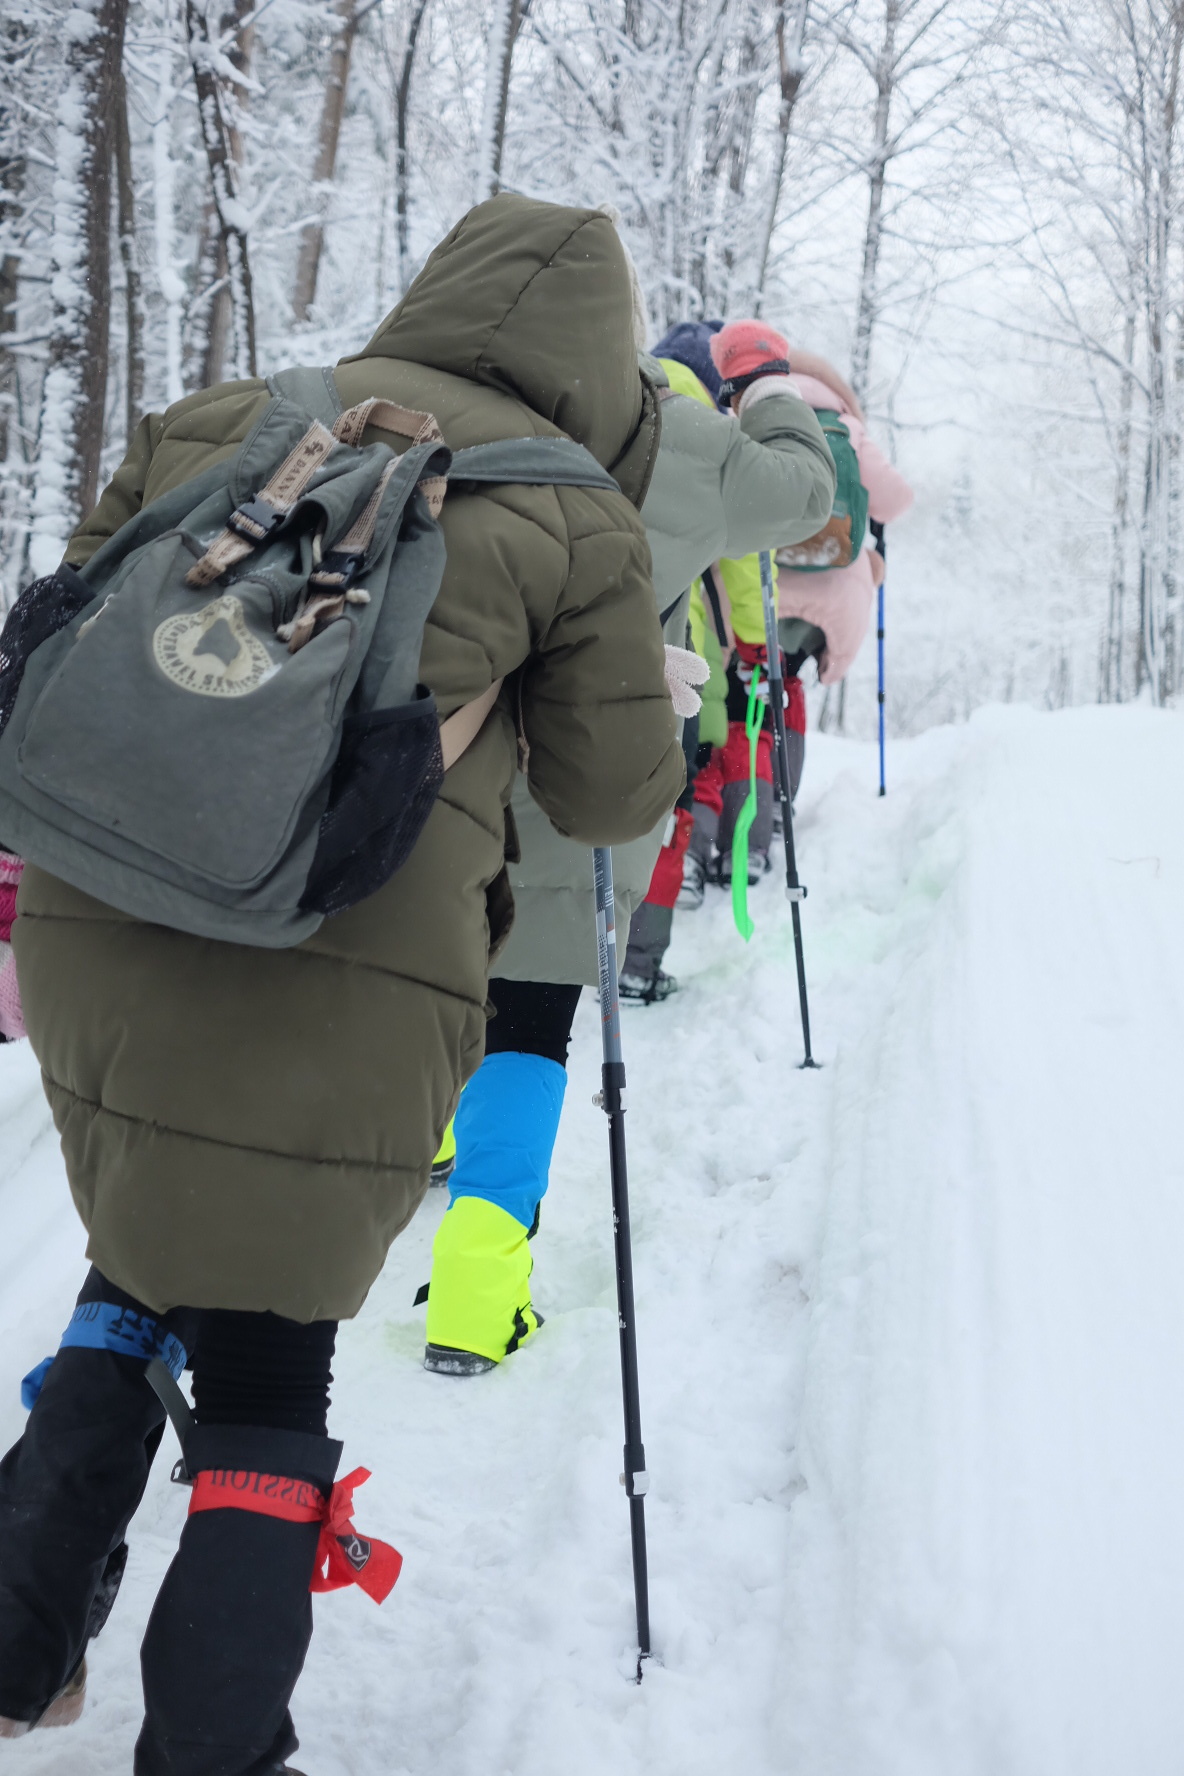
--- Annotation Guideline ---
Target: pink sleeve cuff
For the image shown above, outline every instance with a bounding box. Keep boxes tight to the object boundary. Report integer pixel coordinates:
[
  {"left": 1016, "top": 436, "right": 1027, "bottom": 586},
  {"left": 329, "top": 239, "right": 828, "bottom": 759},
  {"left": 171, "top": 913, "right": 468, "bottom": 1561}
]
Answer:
[{"left": 0, "top": 947, "right": 25, "bottom": 1042}]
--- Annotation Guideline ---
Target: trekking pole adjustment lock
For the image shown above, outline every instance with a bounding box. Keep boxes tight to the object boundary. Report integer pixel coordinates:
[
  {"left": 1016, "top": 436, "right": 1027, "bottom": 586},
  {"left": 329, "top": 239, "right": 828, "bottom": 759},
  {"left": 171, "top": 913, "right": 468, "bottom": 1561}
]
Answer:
[
  {"left": 785, "top": 884, "right": 806, "bottom": 903},
  {"left": 620, "top": 1470, "right": 650, "bottom": 1496},
  {"left": 595, "top": 1061, "right": 628, "bottom": 1115}
]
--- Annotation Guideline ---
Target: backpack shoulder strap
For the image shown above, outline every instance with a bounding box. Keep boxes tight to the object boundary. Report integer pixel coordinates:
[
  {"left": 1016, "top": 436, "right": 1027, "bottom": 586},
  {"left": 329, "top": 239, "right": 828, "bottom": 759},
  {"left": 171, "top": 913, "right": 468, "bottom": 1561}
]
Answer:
[
  {"left": 447, "top": 437, "right": 621, "bottom": 493},
  {"left": 268, "top": 364, "right": 343, "bottom": 427}
]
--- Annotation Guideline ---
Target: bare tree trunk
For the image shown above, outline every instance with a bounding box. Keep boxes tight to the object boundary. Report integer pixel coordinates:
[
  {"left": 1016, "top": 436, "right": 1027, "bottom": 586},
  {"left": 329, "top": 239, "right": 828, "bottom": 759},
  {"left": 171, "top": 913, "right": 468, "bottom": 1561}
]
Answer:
[
  {"left": 395, "top": 0, "right": 431, "bottom": 295},
  {"left": 1102, "top": 302, "right": 1136, "bottom": 703},
  {"left": 755, "top": 0, "right": 809, "bottom": 312},
  {"left": 476, "top": 0, "right": 522, "bottom": 199},
  {"left": 27, "top": 0, "right": 129, "bottom": 575},
  {"left": 851, "top": 0, "right": 899, "bottom": 409},
  {"left": 292, "top": 0, "right": 358, "bottom": 322},
  {"left": 114, "top": 66, "right": 144, "bottom": 445},
  {"left": 709, "top": 3, "right": 765, "bottom": 311},
  {"left": 1135, "top": 2, "right": 1184, "bottom": 703},
  {"left": 0, "top": 147, "right": 19, "bottom": 469},
  {"left": 152, "top": 33, "right": 185, "bottom": 404},
  {"left": 1161, "top": 2, "right": 1184, "bottom": 696},
  {"left": 0, "top": 7, "right": 25, "bottom": 473},
  {"left": 187, "top": 0, "right": 256, "bottom": 381}
]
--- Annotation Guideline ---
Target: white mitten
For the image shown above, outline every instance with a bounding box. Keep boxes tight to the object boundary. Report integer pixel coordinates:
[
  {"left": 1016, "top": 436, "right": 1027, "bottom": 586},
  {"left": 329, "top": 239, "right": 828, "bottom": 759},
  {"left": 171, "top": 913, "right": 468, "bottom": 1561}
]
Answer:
[
  {"left": 664, "top": 644, "right": 711, "bottom": 718},
  {"left": 737, "top": 373, "right": 804, "bottom": 413}
]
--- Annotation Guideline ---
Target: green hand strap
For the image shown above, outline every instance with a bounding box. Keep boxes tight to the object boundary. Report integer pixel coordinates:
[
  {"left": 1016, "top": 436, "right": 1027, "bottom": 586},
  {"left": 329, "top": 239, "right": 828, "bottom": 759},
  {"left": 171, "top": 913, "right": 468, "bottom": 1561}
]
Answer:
[{"left": 731, "top": 665, "right": 764, "bottom": 942}]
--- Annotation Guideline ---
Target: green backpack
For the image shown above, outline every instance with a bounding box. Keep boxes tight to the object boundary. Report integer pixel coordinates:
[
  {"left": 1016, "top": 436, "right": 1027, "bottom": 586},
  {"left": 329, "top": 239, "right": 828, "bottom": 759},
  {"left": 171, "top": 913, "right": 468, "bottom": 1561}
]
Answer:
[
  {"left": 776, "top": 408, "right": 868, "bottom": 573},
  {"left": 0, "top": 366, "right": 623, "bottom": 949}
]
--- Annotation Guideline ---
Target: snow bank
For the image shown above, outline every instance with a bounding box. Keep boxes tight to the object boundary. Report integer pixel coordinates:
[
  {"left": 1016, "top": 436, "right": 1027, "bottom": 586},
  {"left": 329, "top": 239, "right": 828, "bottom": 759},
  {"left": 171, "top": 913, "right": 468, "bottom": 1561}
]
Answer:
[{"left": 1, "top": 704, "right": 1182, "bottom": 1774}]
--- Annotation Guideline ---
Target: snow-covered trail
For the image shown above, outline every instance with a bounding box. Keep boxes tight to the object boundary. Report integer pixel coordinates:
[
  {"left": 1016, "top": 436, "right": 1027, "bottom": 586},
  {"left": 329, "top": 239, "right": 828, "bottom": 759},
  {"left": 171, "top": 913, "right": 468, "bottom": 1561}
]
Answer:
[{"left": 2, "top": 704, "right": 1183, "bottom": 1775}]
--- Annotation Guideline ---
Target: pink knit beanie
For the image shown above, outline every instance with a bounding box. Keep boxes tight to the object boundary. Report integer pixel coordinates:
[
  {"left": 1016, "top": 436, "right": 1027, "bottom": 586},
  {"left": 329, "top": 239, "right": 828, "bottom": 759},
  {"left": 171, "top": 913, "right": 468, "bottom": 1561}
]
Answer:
[{"left": 710, "top": 320, "right": 791, "bottom": 386}]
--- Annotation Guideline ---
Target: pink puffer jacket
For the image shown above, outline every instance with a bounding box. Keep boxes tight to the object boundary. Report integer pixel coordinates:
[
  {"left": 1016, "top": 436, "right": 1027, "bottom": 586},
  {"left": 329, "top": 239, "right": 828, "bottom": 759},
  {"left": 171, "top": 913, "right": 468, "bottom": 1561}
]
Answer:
[
  {"left": 0, "top": 852, "right": 24, "bottom": 1042},
  {"left": 777, "top": 368, "right": 913, "bottom": 685}
]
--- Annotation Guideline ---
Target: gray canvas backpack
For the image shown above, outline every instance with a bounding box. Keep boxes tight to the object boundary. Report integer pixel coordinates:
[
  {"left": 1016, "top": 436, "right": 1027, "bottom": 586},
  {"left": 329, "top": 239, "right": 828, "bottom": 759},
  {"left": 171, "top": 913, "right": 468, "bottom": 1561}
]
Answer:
[{"left": 0, "top": 366, "right": 623, "bottom": 947}]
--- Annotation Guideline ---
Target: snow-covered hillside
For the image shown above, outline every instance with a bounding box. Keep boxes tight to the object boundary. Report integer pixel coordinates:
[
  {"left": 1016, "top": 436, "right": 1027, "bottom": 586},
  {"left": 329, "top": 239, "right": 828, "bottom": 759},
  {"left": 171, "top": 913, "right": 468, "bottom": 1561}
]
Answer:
[{"left": 2, "top": 704, "right": 1183, "bottom": 1776}]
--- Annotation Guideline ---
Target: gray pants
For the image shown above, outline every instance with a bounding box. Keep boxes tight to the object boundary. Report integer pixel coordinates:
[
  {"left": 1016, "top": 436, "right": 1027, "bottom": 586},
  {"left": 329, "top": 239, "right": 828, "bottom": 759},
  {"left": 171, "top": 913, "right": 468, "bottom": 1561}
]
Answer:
[
  {"left": 716, "top": 727, "right": 804, "bottom": 860},
  {"left": 622, "top": 900, "right": 673, "bottom": 983}
]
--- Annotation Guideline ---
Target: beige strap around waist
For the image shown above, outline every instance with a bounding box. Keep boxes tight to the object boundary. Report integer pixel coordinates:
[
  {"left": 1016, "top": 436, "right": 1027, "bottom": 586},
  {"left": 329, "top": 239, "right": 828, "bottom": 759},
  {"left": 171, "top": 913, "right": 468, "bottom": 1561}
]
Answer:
[{"left": 439, "top": 678, "right": 504, "bottom": 771}]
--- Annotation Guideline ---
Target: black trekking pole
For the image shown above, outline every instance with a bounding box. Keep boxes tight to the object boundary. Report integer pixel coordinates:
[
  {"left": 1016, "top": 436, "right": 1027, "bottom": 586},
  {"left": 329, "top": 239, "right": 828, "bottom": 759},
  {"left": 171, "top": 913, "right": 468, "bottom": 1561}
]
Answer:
[
  {"left": 759, "top": 550, "right": 819, "bottom": 1069},
  {"left": 872, "top": 519, "right": 886, "bottom": 797},
  {"left": 592, "top": 844, "right": 652, "bottom": 1682}
]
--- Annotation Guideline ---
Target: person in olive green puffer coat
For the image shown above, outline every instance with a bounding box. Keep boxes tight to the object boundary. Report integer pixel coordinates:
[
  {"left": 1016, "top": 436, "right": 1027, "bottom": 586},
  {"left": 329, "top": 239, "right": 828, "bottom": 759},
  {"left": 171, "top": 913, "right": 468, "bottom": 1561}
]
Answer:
[
  {"left": 0, "top": 195, "right": 683, "bottom": 1771},
  {"left": 17, "top": 195, "right": 681, "bottom": 1324}
]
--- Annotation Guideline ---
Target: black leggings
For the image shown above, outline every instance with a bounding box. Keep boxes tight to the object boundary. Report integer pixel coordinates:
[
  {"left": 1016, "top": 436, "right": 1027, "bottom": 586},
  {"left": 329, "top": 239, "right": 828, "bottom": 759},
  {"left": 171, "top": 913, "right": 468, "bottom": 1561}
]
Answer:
[
  {"left": 486, "top": 977, "right": 582, "bottom": 1069},
  {"left": 78, "top": 1268, "right": 337, "bottom": 1438}
]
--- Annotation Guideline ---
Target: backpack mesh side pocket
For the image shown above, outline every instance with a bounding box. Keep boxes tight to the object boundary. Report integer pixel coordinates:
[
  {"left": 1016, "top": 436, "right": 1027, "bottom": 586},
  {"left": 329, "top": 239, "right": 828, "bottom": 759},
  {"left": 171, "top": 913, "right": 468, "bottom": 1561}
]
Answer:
[
  {"left": 0, "top": 566, "right": 93, "bottom": 738},
  {"left": 301, "top": 688, "right": 444, "bottom": 918}
]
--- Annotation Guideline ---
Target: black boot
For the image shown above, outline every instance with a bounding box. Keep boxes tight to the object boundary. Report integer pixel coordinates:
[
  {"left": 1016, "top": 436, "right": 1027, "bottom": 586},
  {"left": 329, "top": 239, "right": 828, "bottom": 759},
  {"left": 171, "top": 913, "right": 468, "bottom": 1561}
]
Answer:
[
  {"left": 135, "top": 1423, "right": 341, "bottom": 1776},
  {"left": 0, "top": 1342, "right": 170, "bottom": 1726}
]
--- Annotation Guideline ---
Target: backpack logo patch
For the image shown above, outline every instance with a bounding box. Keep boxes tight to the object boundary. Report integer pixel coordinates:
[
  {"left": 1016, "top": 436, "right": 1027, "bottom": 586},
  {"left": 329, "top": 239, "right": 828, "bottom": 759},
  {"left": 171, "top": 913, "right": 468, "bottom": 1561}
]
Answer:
[{"left": 153, "top": 595, "right": 277, "bottom": 698}]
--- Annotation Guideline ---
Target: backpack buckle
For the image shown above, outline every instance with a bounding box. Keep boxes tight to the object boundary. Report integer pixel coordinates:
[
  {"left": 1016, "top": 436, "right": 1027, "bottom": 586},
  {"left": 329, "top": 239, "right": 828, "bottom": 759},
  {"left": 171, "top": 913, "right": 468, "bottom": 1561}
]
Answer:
[
  {"left": 310, "top": 549, "right": 365, "bottom": 591},
  {"left": 227, "top": 495, "right": 286, "bottom": 544}
]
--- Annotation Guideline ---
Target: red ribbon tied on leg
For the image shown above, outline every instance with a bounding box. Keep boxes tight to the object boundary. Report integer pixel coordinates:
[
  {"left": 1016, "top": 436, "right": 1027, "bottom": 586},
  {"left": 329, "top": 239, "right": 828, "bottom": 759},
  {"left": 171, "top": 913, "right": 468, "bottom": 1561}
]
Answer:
[
  {"left": 311, "top": 1467, "right": 403, "bottom": 1603},
  {"left": 188, "top": 1462, "right": 402, "bottom": 1604}
]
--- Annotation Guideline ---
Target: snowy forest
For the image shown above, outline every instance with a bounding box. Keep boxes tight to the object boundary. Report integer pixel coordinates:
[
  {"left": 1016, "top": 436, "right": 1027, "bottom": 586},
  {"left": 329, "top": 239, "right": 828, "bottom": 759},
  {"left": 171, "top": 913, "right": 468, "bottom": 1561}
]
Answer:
[{"left": 2, "top": 0, "right": 1183, "bottom": 732}]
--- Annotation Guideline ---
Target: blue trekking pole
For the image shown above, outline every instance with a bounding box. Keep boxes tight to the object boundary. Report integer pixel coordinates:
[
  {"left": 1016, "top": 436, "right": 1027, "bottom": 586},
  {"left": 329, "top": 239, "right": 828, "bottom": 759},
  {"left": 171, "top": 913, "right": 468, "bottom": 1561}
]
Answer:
[
  {"left": 872, "top": 519, "right": 886, "bottom": 797},
  {"left": 592, "top": 845, "right": 651, "bottom": 1680}
]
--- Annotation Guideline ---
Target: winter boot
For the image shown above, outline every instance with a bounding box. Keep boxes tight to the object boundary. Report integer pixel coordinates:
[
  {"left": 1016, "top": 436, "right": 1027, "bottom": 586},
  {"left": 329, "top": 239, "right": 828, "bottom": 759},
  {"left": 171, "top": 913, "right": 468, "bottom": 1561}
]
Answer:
[
  {"left": 0, "top": 1657, "right": 88, "bottom": 1737},
  {"left": 421, "top": 1051, "right": 564, "bottom": 1374},
  {"left": 135, "top": 1423, "right": 342, "bottom": 1776},
  {"left": 424, "top": 1197, "right": 541, "bottom": 1374},
  {"left": 675, "top": 849, "right": 707, "bottom": 910},
  {"left": 718, "top": 845, "right": 770, "bottom": 887},
  {"left": 619, "top": 968, "right": 678, "bottom": 1004},
  {"left": 622, "top": 900, "right": 673, "bottom": 987},
  {"left": 0, "top": 1275, "right": 193, "bottom": 1730},
  {"left": 718, "top": 775, "right": 773, "bottom": 874}
]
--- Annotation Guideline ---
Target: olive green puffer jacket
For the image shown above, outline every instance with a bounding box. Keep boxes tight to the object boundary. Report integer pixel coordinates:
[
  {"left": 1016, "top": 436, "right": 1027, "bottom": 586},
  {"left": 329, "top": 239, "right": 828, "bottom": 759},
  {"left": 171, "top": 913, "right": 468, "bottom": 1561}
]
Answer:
[{"left": 12, "top": 195, "right": 683, "bottom": 1321}]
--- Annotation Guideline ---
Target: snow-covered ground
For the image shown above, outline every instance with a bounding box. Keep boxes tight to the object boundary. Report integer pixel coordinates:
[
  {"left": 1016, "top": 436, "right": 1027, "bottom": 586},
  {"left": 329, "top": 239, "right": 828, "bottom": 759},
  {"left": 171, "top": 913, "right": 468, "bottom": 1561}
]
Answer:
[{"left": 3, "top": 703, "right": 1184, "bottom": 1775}]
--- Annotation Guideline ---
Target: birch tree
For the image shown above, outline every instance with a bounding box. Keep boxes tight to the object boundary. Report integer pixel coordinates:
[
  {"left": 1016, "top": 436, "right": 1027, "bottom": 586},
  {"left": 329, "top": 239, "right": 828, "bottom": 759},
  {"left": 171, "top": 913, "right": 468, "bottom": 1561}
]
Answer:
[
  {"left": 476, "top": 0, "right": 523, "bottom": 199},
  {"left": 823, "top": 0, "right": 987, "bottom": 407},
  {"left": 27, "top": 0, "right": 129, "bottom": 576},
  {"left": 1003, "top": 0, "right": 1184, "bottom": 702},
  {"left": 115, "top": 64, "right": 144, "bottom": 441},
  {"left": 755, "top": 0, "right": 810, "bottom": 308},
  {"left": 391, "top": 0, "right": 430, "bottom": 295},
  {"left": 151, "top": 13, "right": 186, "bottom": 405},
  {"left": 292, "top": 0, "right": 359, "bottom": 322}
]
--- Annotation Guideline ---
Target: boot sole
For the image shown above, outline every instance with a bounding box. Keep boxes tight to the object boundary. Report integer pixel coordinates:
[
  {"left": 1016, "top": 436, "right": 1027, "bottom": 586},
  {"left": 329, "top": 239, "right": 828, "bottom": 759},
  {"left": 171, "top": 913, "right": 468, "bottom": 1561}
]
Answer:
[
  {"left": 423, "top": 1344, "right": 498, "bottom": 1376},
  {"left": 0, "top": 1658, "right": 86, "bottom": 1735}
]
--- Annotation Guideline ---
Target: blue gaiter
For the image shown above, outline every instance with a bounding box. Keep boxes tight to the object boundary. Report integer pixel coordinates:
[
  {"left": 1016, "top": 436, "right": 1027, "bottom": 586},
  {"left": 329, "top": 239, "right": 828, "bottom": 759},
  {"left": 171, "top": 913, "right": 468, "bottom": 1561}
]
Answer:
[{"left": 449, "top": 1050, "right": 567, "bottom": 1230}]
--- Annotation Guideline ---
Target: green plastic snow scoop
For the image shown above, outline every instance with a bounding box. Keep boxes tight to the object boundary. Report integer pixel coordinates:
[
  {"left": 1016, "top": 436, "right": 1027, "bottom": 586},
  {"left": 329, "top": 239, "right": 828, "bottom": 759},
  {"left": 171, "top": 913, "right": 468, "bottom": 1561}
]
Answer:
[{"left": 731, "top": 666, "right": 765, "bottom": 942}]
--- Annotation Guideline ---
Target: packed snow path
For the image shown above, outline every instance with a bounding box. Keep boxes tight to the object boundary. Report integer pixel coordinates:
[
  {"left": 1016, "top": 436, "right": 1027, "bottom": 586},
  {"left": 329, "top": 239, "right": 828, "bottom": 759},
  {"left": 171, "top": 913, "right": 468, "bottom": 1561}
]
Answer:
[{"left": 2, "top": 704, "right": 1183, "bottom": 1776}]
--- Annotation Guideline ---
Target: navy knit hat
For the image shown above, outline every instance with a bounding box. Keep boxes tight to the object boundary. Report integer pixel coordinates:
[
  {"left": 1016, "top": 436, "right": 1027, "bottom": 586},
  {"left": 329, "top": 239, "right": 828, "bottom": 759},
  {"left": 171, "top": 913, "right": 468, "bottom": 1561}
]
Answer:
[{"left": 651, "top": 319, "right": 725, "bottom": 403}]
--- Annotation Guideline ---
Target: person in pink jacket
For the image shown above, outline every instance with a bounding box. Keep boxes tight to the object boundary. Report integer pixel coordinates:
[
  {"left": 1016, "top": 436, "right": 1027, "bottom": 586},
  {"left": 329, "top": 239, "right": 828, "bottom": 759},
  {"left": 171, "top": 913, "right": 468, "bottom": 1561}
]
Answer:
[{"left": 776, "top": 350, "right": 913, "bottom": 683}]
